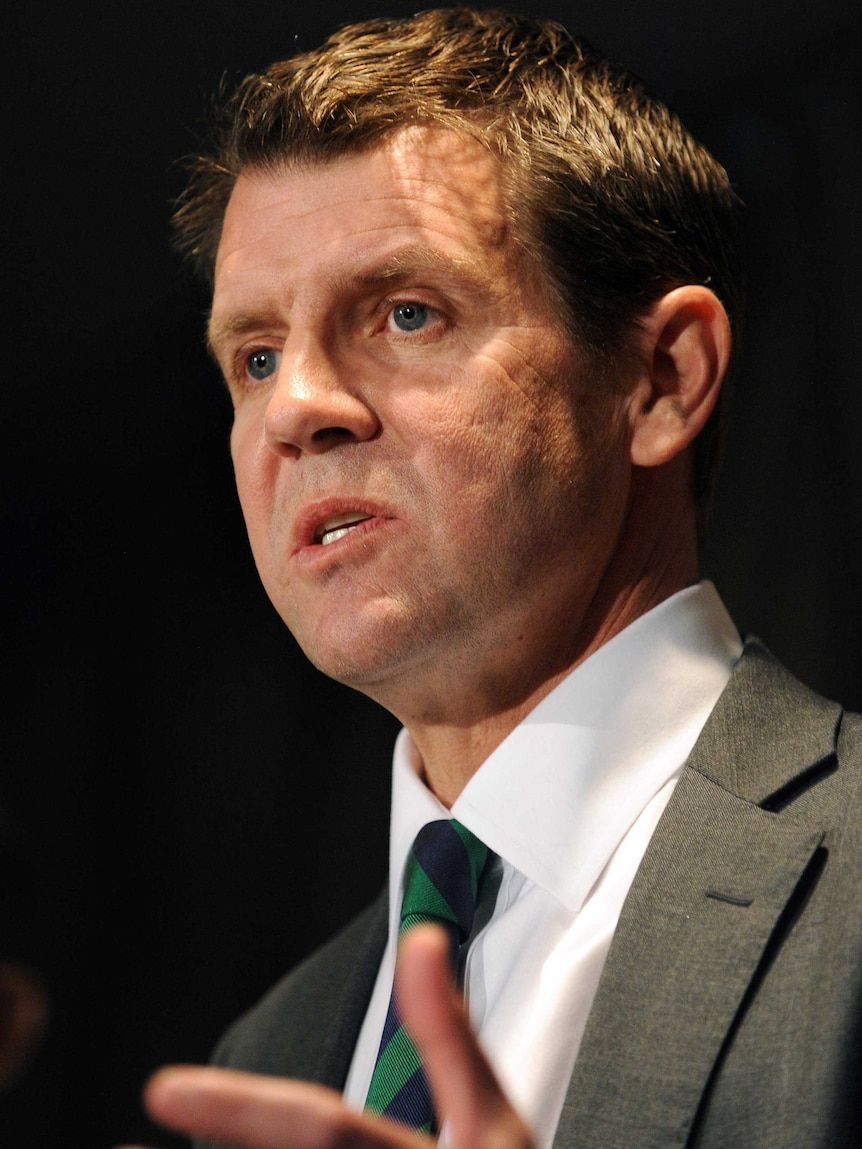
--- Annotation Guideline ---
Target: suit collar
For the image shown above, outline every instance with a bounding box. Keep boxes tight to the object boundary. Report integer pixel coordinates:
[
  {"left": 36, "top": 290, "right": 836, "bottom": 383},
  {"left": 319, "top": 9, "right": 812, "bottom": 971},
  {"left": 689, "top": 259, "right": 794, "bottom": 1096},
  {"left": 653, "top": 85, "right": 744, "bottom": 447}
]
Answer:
[{"left": 682, "top": 637, "right": 840, "bottom": 806}]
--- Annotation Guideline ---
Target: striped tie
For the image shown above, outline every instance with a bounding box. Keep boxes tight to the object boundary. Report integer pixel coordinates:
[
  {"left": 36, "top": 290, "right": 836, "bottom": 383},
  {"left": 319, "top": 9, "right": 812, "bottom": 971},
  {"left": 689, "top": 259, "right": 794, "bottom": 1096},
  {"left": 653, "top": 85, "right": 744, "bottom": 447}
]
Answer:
[{"left": 364, "top": 818, "right": 491, "bottom": 1132}]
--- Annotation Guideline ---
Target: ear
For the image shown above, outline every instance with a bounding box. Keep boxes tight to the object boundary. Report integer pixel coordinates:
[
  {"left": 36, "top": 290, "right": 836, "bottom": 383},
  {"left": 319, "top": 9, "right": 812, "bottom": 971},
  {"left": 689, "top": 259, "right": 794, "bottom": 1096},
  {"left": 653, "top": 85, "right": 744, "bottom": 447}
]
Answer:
[{"left": 628, "top": 285, "right": 731, "bottom": 468}]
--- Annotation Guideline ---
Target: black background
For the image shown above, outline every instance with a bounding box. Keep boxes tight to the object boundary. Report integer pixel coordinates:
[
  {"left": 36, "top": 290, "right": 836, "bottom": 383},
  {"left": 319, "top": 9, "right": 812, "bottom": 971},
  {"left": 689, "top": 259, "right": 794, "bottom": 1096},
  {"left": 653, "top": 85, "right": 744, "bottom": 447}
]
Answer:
[{"left": 2, "top": 1, "right": 860, "bottom": 1145}]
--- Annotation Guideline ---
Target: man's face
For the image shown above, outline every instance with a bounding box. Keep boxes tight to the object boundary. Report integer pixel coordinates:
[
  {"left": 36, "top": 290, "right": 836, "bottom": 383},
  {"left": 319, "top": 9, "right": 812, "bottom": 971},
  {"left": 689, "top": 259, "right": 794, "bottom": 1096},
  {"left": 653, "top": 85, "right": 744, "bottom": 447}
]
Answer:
[{"left": 210, "top": 128, "right": 634, "bottom": 716}]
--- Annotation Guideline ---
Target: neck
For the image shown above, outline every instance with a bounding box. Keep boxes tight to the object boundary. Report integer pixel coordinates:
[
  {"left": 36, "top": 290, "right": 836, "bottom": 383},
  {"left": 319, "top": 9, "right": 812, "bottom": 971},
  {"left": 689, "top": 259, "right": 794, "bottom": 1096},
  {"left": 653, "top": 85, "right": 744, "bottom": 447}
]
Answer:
[
  {"left": 380, "top": 461, "right": 700, "bottom": 807},
  {"left": 409, "top": 461, "right": 694, "bottom": 804},
  {"left": 409, "top": 580, "right": 696, "bottom": 807}
]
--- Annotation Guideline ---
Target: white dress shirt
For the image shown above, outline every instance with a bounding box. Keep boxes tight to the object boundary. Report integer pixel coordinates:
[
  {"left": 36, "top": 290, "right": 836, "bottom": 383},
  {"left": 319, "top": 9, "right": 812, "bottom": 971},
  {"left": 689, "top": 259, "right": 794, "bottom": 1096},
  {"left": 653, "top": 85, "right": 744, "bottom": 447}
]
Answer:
[{"left": 343, "top": 582, "right": 742, "bottom": 1148}]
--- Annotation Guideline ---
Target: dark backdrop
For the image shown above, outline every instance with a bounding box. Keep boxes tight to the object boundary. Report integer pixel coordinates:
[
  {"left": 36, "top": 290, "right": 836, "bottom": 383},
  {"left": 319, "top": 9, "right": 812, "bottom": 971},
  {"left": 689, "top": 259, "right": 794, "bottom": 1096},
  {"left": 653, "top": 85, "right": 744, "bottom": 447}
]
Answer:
[{"left": 2, "top": 2, "right": 860, "bottom": 1146}]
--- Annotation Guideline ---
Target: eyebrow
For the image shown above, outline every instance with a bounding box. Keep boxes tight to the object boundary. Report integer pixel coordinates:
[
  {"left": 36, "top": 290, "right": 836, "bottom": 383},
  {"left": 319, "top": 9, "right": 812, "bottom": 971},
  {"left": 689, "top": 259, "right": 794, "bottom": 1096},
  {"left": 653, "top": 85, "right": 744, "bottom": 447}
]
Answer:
[
  {"left": 352, "top": 246, "right": 487, "bottom": 291},
  {"left": 206, "top": 310, "right": 281, "bottom": 364}
]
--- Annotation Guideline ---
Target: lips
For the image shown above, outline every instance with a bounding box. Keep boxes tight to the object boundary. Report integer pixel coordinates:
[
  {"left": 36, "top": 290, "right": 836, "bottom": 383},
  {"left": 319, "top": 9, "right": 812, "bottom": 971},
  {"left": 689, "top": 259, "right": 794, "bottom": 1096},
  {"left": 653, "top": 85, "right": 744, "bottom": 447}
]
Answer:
[
  {"left": 315, "top": 511, "right": 374, "bottom": 546},
  {"left": 291, "top": 497, "right": 396, "bottom": 557}
]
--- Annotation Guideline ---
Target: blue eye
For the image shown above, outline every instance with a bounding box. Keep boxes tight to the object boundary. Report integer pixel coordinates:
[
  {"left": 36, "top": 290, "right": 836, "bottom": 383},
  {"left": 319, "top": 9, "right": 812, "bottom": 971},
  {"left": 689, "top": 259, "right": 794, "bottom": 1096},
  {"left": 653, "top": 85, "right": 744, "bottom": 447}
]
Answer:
[
  {"left": 391, "top": 303, "right": 428, "bottom": 332},
  {"left": 246, "top": 349, "right": 281, "bottom": 381}
]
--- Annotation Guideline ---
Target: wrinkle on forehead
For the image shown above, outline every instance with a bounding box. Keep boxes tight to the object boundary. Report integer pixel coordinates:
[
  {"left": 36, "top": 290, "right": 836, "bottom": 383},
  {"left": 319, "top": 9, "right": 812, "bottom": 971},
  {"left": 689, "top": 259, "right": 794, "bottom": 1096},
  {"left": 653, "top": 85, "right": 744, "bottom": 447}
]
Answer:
[
  {"left": 385, "top": 126, "right": 509, "bottom": 248},
  {"left": 234, "top": 125, "right": 512, "bottom": 255}
]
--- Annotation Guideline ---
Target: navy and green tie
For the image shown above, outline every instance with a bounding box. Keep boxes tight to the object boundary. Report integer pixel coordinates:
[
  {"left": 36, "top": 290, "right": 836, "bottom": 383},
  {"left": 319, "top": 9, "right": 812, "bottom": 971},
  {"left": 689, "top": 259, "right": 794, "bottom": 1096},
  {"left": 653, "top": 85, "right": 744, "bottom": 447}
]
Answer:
[{"left": 364, "top": 818, "right": 491, "bottom": 1133}]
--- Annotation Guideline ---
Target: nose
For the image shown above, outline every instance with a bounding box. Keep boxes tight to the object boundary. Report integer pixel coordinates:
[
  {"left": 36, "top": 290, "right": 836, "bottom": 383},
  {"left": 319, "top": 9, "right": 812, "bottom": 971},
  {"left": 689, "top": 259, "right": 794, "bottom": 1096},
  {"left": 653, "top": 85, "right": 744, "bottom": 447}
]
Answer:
[{"left": 263, "top": 343, "right": 379, "bottom": 457}]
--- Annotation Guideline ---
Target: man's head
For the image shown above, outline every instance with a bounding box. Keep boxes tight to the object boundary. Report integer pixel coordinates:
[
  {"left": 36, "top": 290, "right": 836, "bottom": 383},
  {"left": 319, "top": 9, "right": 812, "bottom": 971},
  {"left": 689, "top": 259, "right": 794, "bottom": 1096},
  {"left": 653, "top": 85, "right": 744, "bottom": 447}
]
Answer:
[
  {"left": 175, "top": 6, "right": 742, "bottom": 509},
  {"left": 180, "top": 8, "right": 735, "bottom": 749}
]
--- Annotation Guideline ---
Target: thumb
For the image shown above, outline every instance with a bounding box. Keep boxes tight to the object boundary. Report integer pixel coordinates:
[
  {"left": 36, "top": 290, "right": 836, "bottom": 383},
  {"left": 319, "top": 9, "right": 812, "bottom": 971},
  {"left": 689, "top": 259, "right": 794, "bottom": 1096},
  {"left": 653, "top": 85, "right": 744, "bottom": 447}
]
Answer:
[{"left": 395, "top": 925, "right": 532, "bottom": 1149}]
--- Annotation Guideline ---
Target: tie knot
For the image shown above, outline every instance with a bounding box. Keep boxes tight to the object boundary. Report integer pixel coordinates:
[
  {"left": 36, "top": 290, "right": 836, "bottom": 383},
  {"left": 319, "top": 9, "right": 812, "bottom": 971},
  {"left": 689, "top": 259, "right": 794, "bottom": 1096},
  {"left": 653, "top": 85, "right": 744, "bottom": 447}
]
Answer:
[{"left": 400, "top": 819, "right": 490, "bottom": 945}]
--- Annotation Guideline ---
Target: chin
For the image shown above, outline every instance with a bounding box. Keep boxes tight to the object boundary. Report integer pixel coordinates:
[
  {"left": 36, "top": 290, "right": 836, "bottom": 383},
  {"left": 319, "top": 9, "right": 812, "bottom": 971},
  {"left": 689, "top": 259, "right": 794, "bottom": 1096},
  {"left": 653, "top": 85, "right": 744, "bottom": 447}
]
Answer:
[
  {"left": 302, "top": 643, "right": 404, "bottom": 694},
  {"left": 289, "top": 610, "right": 419, "bottom": 692},
  {"left": 282, "top": 586, "right": 480, "bottom": 699}
]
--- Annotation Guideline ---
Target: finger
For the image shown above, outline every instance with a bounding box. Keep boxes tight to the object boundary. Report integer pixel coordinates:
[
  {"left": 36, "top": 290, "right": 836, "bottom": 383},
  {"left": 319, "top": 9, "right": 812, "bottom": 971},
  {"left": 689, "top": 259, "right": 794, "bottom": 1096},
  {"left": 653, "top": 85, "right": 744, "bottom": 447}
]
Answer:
[
  {"left": 144, "top": 1065, "right": 430, "bottom": 1149},
  {"left": 396, "top": 926, "right": 532, "bottom": 1149}
]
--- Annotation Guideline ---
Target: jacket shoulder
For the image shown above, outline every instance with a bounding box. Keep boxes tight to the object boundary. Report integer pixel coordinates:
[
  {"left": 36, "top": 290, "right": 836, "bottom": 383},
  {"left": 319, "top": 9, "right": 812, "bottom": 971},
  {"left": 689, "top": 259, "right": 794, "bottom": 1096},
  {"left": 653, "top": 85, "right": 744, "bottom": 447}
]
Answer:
[{"left": 211, "top": 892, "right": 388, "bottom": 1086}]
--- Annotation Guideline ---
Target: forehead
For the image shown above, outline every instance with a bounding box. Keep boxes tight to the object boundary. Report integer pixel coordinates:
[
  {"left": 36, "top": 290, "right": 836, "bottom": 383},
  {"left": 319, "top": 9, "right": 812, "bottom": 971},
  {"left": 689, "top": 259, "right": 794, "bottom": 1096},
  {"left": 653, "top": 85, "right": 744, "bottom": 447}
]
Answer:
[{"left": 212, "top": 127, "right": 513, "bottom": 303}]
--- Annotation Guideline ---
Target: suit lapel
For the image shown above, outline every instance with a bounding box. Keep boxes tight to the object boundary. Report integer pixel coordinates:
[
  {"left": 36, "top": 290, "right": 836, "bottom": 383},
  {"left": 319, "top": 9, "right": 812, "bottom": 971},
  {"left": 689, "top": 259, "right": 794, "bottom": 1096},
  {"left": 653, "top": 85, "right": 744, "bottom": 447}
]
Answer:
[
  {"left": 312, "top": 893, "right": 390, "bottom": 1089},
  {"left": 554, "top": 640, "right": 840, "bottom": 1149}
]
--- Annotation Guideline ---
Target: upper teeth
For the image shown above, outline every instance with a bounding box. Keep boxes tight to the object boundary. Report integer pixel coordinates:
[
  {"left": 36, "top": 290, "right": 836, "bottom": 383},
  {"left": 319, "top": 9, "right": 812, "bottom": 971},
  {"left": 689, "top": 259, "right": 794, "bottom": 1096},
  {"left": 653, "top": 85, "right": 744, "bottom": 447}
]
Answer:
[{"left": 317, "top": 512, "right": 372, "bottom": 545}]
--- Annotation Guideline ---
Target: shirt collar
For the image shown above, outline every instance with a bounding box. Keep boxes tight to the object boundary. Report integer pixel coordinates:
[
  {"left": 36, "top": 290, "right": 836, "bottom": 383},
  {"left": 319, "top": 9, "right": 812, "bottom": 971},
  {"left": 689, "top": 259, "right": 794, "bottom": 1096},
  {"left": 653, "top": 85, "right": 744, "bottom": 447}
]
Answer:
[{"left": 389, "top": 581, "right": 742, "bottom": 916}]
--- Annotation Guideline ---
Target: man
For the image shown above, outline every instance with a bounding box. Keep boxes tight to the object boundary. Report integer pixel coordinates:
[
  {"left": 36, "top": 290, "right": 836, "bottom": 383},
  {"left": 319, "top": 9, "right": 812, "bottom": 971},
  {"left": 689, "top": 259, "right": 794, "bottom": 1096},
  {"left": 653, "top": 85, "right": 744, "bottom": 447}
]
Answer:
[{"left": 139, "top": 8, "right": 862, "bottom": 1148}]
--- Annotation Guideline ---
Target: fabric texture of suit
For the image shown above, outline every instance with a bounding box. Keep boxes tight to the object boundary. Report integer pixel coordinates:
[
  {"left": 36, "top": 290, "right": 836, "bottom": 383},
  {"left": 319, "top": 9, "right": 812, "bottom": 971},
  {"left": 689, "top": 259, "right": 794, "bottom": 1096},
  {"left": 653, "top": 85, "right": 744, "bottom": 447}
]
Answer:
[{"left": 198, "top": 640, "right": 862, "bottom": 1148}]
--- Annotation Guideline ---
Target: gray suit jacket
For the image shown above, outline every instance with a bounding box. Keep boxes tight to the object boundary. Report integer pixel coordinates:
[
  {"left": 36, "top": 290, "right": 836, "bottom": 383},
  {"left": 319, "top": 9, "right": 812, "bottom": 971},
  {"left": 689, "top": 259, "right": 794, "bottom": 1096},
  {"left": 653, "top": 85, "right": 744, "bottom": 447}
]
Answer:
[{"left": 203, "top": 641, "right": 862, "bottom": 1147}]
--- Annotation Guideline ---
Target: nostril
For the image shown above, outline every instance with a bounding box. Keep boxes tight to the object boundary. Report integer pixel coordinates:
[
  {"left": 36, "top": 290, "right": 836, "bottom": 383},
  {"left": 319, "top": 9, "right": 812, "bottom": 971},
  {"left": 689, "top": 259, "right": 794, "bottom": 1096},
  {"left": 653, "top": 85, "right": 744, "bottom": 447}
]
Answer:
[{"left": 311, "top": 426, "right": 352, "bottom": 443}]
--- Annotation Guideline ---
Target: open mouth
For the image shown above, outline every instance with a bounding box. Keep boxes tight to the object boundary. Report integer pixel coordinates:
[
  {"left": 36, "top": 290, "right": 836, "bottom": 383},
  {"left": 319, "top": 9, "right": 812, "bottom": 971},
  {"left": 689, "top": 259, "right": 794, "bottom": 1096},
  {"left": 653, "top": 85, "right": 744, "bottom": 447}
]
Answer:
[{"left": 314, "top": 512, "right": 374, "bottom": 546}]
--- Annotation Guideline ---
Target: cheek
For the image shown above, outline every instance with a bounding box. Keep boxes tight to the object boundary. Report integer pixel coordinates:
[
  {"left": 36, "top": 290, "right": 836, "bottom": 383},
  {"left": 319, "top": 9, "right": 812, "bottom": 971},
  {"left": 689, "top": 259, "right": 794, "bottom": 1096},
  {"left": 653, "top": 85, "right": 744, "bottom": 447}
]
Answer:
[
  {"left": 408, "top": 394, "right": 553, "bottom": 538},
  {"left": 230, "top": 425, "right": 278, "bottom": 546},
  {"left": 410, "top": 422, "right": 509, "bottom": 520}
]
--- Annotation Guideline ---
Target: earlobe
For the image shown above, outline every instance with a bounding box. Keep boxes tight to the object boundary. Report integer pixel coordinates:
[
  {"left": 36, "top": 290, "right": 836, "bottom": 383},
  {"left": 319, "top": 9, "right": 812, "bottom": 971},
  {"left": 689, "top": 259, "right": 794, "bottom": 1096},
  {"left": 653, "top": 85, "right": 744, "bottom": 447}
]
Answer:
[{"left": 629, "top": 286, "right": 731, "bottom": 468}]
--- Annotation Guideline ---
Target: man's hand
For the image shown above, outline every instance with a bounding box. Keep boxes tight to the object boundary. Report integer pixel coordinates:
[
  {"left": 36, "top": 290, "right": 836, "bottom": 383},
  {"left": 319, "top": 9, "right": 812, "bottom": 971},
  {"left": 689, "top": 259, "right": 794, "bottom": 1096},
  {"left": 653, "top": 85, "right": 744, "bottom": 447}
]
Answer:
[{"left": 126, "top": 925, "right": 534, "bottom": 1149}]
